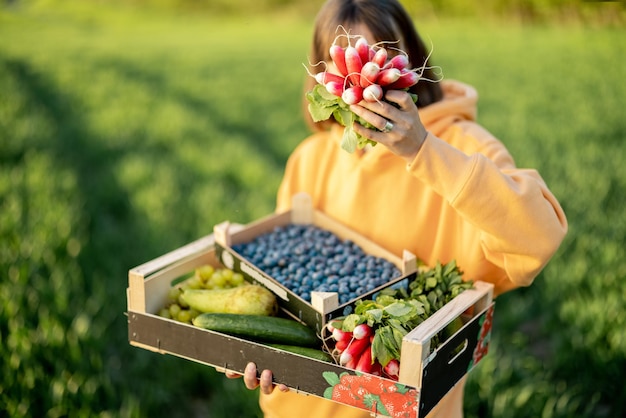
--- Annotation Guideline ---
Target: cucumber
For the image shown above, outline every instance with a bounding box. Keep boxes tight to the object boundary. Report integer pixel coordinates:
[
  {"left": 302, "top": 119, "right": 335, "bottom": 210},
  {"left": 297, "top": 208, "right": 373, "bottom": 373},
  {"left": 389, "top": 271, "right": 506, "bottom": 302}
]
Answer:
[
  {"left": 192, "top": 313, "right": 320, "bottom": 347},
  {"left": 267, "top": 344, "right": 333, "bottom": 363}
]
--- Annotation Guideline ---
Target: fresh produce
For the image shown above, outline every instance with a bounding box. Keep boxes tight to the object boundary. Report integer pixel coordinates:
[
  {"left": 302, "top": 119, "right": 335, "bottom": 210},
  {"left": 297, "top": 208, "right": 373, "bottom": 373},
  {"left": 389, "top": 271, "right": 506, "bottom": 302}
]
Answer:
[
  {"left": 305, "top": 30, "right": 426, "bottom": 153},
  {"left": 326, "top": 260, "right": 473, "bottom": 379},
  {"left": 192, "top": 313, "right": 320, "bottom": 347},
  {"left": 181, "top": 284, "right": 278, "bottom": 316},
  {"left": 231, "top": 224, "right": 401, "bottom": 304},
  {"left": 183, "top": 264, "right": 246, "bottom": 290},
  {"left": 158, "top": 264, "right": 246, "bottom": 323}
]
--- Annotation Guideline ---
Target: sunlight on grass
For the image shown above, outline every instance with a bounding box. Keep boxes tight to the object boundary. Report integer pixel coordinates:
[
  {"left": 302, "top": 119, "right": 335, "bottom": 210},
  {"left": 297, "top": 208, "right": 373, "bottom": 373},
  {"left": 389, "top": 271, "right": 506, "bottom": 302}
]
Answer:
[{"left": 1, "top": 2, "right": 624, "bottom": 417}]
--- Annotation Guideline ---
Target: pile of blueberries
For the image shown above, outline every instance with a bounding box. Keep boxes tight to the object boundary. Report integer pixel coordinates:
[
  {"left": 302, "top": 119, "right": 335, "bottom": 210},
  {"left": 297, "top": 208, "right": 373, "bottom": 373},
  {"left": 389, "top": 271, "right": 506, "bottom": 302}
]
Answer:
[{"left": 231, "top": 224, "right": 402, "bottom": 304}]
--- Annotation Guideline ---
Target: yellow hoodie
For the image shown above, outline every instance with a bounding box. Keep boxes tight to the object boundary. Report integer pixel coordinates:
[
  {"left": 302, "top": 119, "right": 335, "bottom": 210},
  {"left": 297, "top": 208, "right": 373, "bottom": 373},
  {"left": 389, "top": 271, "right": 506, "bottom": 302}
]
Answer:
[{"left": 260, "top": 80, "right": 567, "bottom": 418}]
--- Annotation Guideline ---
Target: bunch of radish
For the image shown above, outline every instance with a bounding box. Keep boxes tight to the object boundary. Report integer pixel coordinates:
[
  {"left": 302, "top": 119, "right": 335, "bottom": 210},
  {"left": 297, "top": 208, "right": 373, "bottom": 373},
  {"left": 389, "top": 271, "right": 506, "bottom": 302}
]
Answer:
[
  {"left": 313, "top": 35, "right": 419, "bottom": 106},
  {"left": 327, "top": 321, "right": 400, "bottom": 381}
]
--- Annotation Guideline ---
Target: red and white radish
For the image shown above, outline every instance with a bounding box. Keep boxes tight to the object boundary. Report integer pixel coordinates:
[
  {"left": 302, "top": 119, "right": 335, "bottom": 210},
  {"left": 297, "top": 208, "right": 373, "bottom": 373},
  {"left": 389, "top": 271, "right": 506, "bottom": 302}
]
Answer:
[
  {"left": 385, "top": 54, "right": 410, "bottom": 71},
  {"left": 370, "top": 361, "right": 383, "bottom": 376},
  {"left": 344, "top": 46, "right": 363, "bottom": 86},
  {"left": 345, "top": 355, "right": 360, "bottom": 370},
  {"left": 376, "top": 68, "right": 402, "bottom": 86},
  {"left": 372, "top": 48, "right": 388, "bottom": 68},
  {"left": 355, "top": 345, "right": 374, "bottom": 373},
  {"left": 329, "top": 45, "right": 348, "bottom": 76},
  {"left": 359, "top": 62, "right": 380, "bottom": 87},
  {"left": 353, "top": 323, "right": 373, "bottom": 340},
  {"left": 355, "top": 37, "right": 370, "bottom": 65},
  {"left": 388, "top": 69, "right": 419, "bottom": 90},
  {"left": 339, "top": 337, "right": 370, "bottom": 365},
  {"left": 363, "top": 84, "right": 383, "bottom": 102},
  {"left": 342, "top": 85, "right": 364, "bottom": 105},
  {"left": 383, "top": 358, "right": 400, "bottom": 379},
  {"left": 335, "top": 339, "right": 349, "bottom": 353},
  {"left": 326, "top": 322, "right": 336, "bottom": 333},
  {"left": 325, "top": 81, "right": 345, "bottom": 97},
  {"left": 332, "top": 328, "right": 352, "bottom": 342},
  {"left": 310, "top": 34, "right": 424, "bottom": 153},
  {"left": 315, "top": 71, "right": 346, "bottom": 86},
  {"left": 368, "top": 47, "right": 376, "bottom": 62}
]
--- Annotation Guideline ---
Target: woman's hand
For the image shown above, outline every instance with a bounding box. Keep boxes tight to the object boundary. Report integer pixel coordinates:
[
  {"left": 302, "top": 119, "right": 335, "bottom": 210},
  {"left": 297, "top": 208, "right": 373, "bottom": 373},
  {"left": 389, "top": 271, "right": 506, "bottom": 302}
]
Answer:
[
  {"left": 224, "top": 363, "right": 289, "bottom": 395},
  {"left": 350, "top": 90, "right": 428, "bottom": 163}
]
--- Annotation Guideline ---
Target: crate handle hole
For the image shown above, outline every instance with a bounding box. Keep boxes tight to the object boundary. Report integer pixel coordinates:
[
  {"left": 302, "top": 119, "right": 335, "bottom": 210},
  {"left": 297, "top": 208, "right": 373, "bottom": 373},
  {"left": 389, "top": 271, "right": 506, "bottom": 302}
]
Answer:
[{"left": 447, "top": 339, "right": 469, "bottom": 365}]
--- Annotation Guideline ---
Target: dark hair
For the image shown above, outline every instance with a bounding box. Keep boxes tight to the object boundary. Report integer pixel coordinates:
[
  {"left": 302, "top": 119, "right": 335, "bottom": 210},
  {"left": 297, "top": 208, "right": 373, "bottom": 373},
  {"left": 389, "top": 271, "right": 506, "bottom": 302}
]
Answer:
[{"left": 303, "top": 0, "right": 443, "bottom": 131}]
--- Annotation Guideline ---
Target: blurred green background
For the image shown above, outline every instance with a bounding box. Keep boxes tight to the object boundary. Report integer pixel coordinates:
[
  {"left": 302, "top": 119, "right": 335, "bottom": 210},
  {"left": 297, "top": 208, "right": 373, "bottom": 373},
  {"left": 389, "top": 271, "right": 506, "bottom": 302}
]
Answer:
[{"left": 1, "top": 0, "right": 624, "bottom": 417}]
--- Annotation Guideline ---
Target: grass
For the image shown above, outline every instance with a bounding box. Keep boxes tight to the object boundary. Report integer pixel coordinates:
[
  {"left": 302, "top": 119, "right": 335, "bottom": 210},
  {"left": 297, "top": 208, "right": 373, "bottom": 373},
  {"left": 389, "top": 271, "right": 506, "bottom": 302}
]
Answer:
[{"left": 1, "top": 2, "right": 625, "bottom": 417}]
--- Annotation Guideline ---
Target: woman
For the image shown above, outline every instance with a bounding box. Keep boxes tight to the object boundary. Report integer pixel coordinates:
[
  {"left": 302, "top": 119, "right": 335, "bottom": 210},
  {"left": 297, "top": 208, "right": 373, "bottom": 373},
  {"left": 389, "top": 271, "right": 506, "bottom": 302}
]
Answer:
[{"left": 231, "top": 0, "right": 568, "bottom": 417}]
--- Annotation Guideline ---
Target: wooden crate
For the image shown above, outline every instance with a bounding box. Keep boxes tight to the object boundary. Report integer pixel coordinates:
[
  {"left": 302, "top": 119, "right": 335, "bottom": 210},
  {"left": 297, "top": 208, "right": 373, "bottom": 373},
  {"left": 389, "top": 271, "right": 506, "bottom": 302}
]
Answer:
[
  {"left": 213, "top": 192, "right": 419, "bottom": 334},
  {"left": 127, "top": 232, "right": 495, "bottom": 417}
]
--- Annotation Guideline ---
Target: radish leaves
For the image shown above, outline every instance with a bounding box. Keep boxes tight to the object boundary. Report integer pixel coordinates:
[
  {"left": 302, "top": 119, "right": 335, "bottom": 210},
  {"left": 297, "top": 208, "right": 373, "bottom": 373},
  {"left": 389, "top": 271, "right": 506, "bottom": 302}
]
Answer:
[{"left": 306, "top": 83, "right": 377, "bottom": 153}]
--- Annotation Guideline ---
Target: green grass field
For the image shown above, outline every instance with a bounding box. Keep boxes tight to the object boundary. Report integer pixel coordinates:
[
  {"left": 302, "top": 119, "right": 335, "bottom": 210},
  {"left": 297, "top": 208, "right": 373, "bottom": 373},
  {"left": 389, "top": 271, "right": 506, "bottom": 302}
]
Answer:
[{"left": 1, "top": 2, "right": 625, "bottom": 417}]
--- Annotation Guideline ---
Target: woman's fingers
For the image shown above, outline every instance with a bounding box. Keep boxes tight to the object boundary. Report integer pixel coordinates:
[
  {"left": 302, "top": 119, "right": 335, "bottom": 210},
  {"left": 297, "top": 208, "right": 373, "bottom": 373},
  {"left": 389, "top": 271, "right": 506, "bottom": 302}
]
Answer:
[
  {"left": 243, "top": 363, "right": 260, "bottom": 390},
  {"left": 349, "top": 90, "right": 415, "bottom": 131},
  {"left": 349, "top": 91, "right": 427, "bottom": 162},
  {"left": 240, "top": 362, "right": 290, "bottom": 394},
  {"left": 224, "top": 370, "right": 241, "bottom": 379},
  {"left": 384, "top": 89, "right": 417, "bottom": 111},
  {"left": 349, "top": 102, "right": 393, "bottom": 132},
  {"left": 259, "top": 369, "right": 274, "bottom": 395}
]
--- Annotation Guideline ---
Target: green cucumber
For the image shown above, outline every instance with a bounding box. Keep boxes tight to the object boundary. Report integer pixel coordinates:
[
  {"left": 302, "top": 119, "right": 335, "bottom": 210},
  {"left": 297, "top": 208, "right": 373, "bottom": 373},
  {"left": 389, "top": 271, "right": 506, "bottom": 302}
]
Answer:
[
  {"left": 192, "top": 313, "right": 320, "bottom": 347},
  {"left": 267, "top": 344, "right": 333, "bottom": 362}
]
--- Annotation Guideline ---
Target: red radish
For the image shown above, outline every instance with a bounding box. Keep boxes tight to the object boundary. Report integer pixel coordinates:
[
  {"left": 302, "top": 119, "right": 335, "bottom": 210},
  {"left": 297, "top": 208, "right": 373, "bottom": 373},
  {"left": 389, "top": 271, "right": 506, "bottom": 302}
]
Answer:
[
  {"left": 329, "top": 45, "right": 348, "bottom": 76},
  {"left": 383, "top": 359, "right": 400, "bottom": 379},
  {"left": 327, "top": 319, "right": 345, "bottom": 334},
  {"left": 345, "top": 355, "right": 360, "bottom": 370},
  {"left": 335, "top": 339, "right": 349, "bottom": 352},
  {"left": 376, "top": 68, "right": 402, "bottom": 86},
  {"left": 325, "top": 81, "right": 344, "bottom": 97},
  {"left": 370, "top": 361, "right": 383, "bottom": 376},
  {"left": 353, "top": 323, "right": 373, "bottom": 340},
  {"left": 372, "top": 48, "right": 387, "bottom": 68},
  {"left": 342, "top": 85, "right": 363, "bottom": 105},
  {"left": 344, "top": 46, "right": 363, "bottom": 86},
  {"left": 355, "top": 37, "right": 370, "bottom": 65},
  {"left": 368, "top": 47, "right": 376, "bottom": 62},
  {"left": 355, "top": 345, "right": 374, "bottom": 373},
  {"left": 339, "top": 337, "right": 370, "bottom": 365},
  {"left": 388, "top": 70, "right": 419, "bottom": 90},
  {"left": 386, "top": 54, "right": 410, "bottom": 70},
  {"left": 363, "top": 84, "right": 383, "bottom": 102},
  {"left": 315, "top": 71, "right": 346, "bottom": 86},
  {"left": 332, "top": 328, "right": 352, "bottom": 342},
  {"left": 359, "top": 62, "right": 380, "bottom": 88}
]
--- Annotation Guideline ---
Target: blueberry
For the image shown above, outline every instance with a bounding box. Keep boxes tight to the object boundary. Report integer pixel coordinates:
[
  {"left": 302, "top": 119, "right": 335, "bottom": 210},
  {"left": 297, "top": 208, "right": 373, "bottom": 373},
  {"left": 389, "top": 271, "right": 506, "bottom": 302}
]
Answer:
[
  {"left": 232, "top": 223, "right": 402, "bottom": 305},
  {"left": 315, "top": 284, "right": 329, "bottom": 292}
]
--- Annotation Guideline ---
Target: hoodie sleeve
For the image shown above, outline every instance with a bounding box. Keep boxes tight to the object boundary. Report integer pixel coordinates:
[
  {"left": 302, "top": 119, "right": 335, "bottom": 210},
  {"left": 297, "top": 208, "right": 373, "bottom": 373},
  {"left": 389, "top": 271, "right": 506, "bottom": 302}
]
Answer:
[{"left": 408, "top": 123, "right": 568, "bottom": 290}]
